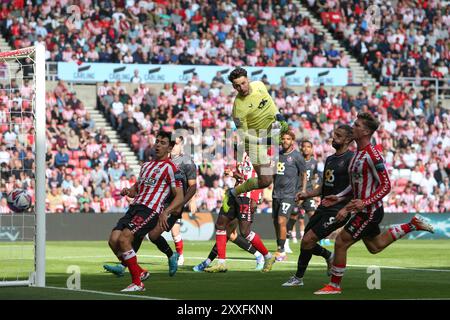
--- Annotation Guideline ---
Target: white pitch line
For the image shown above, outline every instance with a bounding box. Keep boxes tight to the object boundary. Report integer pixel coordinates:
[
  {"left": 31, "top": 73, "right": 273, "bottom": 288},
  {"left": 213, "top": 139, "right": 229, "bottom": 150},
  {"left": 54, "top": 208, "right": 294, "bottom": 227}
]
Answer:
[
  {"left": 45, "top": 285, "right": 173, "bottom": 300},
  {"left": 48, "top": 254, "right": 450, "bottom": 273}
]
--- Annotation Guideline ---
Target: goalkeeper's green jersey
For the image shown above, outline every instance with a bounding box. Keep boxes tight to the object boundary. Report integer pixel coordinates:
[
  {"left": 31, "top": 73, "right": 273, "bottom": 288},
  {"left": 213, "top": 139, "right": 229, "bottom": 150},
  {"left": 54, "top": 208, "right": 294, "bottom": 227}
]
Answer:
[{"left": 232, "top": 81, "right": 279, "bottom": 138}]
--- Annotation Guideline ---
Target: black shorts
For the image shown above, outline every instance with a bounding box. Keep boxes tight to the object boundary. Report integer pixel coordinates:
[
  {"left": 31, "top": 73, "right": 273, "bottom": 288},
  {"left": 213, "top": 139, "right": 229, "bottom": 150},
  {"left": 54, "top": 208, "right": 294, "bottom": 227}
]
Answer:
[
  {"left": 300, "top": 198, "right": 317, "bottom": 213},
  {"left": 113, "top": 204, "right": 159, "bottom": 239},
  {"left": 344, "top": 207, "right": 385, "bottom": 241},
  {"left": 305, "top": 205, "right": 350, "bottom": 240},
  {"left": 219, "top": 196, "right": 255, "bottom": 222},
  {"left": 167, "top": 213, "right": 182, "bottom": 229},
  {"left": 272, "top": 198, "right": 296, "bottom": 219}
]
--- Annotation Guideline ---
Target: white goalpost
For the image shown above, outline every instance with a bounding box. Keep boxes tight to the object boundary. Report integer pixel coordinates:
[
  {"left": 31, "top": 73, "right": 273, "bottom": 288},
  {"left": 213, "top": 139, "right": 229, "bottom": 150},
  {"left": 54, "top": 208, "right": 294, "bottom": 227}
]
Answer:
[{"left": 0, "top": 45, "right": 46, "bottom": 287}]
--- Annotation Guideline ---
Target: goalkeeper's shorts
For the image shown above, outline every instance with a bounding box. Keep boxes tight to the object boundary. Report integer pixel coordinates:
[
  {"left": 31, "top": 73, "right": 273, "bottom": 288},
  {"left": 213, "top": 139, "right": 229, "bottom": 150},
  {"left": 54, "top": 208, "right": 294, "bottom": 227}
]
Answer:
[{"left": 245, "top": 141, "right": 270, "bottom": 166}]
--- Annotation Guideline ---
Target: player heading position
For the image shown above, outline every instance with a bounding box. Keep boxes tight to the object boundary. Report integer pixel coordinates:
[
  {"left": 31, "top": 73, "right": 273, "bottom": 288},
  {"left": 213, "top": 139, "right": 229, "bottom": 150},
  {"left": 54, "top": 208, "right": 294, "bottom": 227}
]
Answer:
[
  {"left": 315, "top": 113, "right": 434, "bottom": 295},
  {"left": 107, "top": 131, "right": 184, "bottom": 292},
  {"left": 282, "top": 125, "right": 354, "bottom": 286},
  {"left": 272, "top": 131, "right": 306, "bottom": 262},
  {"left": 223, "top": 67, "right": 288, "bottom": 212}
]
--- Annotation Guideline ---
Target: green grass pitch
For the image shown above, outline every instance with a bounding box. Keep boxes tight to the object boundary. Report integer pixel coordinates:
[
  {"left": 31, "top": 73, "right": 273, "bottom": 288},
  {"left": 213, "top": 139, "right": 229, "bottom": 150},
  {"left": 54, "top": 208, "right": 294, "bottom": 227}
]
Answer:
[{"left": 1, "top": 240, "right": 449, "bottom": 300}]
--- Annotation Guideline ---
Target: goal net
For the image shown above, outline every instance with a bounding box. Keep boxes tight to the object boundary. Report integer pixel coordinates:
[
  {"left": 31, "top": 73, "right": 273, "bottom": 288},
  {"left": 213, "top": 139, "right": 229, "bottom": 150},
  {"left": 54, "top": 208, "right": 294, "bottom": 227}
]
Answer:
[{"left": 0, "top": 45, "right": 45, "bottom": 287}]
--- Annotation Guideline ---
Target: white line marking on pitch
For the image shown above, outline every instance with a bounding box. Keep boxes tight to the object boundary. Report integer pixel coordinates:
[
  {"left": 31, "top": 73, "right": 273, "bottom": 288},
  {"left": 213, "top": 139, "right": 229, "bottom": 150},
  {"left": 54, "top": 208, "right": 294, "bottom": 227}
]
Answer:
[
  {"left": 45, "top": 286, "right": 172, "bottom": 300},
  {"left": 48, "top": 254, "right": 450, "bottom": 273}
]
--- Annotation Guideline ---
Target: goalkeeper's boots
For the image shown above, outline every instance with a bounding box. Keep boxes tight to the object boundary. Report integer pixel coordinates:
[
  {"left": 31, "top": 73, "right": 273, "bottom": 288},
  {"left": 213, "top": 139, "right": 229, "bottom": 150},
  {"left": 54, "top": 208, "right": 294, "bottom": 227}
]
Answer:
[
  {"left": 121, "top": 282, "right": 145, "bottom": 292},
  {"left": 204, "top": 263, "right": 228, "bottom": 273},
  {"left": 168, "top": 252, "right": 180, "bottom": 276},
  {"left": 103, "top": 263, "right": 126, "bottom": 277},
  {"left": 193, "top": 260, "right": 210, "bottom": 272},
  {"left": 222, "top": 188, "right": 236, "bottom": 213},
  {"left": 410, "top": 214, "right": 434, "bottom": 233}
]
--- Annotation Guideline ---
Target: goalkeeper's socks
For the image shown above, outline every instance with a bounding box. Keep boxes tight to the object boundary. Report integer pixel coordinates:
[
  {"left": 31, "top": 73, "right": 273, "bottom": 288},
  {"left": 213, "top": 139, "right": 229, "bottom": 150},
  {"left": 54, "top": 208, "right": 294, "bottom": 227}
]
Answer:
[
  {"left": 235, "top": 178, "right": 259, "bottom": 195},
  {"left": 388, "top": 223, "right": 414, "bottom": 240}
]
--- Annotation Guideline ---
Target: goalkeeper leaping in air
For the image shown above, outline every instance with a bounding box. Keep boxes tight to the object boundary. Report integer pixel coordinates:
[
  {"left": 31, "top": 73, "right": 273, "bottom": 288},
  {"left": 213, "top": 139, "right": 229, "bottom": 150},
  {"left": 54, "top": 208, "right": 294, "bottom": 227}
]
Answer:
[{"left": 223, "top": 67, "right": 288, "bottom": 213}]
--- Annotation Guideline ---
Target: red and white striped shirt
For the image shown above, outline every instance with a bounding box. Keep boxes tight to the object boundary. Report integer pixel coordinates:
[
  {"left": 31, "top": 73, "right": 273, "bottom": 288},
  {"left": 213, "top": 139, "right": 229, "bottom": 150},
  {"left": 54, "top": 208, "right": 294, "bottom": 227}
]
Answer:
[
  {"left": 132, "top": 159, "right": 182, "bottom": 215},
  {"left": 236, "top": 153, "right": 262, "bottom": 204},
  {"left": 348, "top": 144, "right": 391, "bottom": 213}
]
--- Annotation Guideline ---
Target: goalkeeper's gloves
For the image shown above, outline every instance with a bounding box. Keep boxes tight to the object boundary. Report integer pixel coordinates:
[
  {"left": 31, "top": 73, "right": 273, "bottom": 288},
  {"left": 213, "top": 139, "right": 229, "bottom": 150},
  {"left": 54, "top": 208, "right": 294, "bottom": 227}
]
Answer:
[{"left": 273, "top": 114, "right": 289, "bottom": 135}]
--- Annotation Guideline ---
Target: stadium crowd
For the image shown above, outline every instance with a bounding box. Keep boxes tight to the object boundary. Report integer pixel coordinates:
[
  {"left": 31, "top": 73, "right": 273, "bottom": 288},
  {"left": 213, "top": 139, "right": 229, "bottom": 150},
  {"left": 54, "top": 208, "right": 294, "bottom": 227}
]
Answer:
[
  {"left": 0, "top": 77, "right": 449, "bottom": 214},
  {"left": 0, "top": 0, "right": 449, "bottom": 214},
  {"left": 1, "top": 0, "right": 350, "bottom": 68},
  {"left": 97, "top": 76, "right": 450, "bottom": 214},
  {"left": 305, "top": 0, "right": 450, "bottom": 86},
  {"left": 0, "top": 79, "right": 136, "bottom": 214}
]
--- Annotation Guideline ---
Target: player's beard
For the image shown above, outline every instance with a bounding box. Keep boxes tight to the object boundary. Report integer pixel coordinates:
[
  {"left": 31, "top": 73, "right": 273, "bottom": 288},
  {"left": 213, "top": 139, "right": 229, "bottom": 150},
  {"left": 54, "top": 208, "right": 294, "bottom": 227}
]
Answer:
[{"left": 332, "top": 141, "right": 342, "bottom": 150}]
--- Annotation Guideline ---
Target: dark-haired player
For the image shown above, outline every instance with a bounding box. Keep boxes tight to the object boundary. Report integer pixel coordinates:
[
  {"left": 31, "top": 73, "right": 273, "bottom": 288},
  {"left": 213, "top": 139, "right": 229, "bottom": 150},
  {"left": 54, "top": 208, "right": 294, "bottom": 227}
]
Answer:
[
  {"left": 105, "top": 134, "right": 196, "bottom": 277},
  {"left": 222, "top": 67, "right": 288, "bottom": 213},
  {"left": 106, "top": 131, "right": 184, "bottom": 292},
  {"left": 282, "top": 125, "right": 354, "bottom": 286},
  {"left": 272, "top": 131, "right": 306, "bottom": 262},
  {"left": 315, "top": 113, "right": 434, "bottom": 294}
]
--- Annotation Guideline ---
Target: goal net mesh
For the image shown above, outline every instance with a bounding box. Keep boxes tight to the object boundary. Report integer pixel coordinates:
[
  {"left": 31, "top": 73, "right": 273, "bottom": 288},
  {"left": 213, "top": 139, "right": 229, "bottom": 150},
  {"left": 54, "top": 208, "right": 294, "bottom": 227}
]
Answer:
[{"left": 0, "top": 47, "right": 41, "bottom": 286}]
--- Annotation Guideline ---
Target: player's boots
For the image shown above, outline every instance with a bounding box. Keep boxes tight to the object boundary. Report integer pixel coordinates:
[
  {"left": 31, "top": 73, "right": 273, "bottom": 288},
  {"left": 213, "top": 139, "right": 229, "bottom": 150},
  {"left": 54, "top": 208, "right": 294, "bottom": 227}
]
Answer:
[
  {"left": 222, "top": 188, "right": 236, "bottom": 213},
  {"left": 262, "top": 254, "right": 276, "bottom": 272},
  {"left": 410, "top": 214, "right": 434, "bottom": 233},
  {"left": 204, "top": 263, "right": 228, "bottom": 273},
  {"left": 255, "top": 254, "right": 264, "bottom": 271},
  {"left": 103, "top": 263, "right": 126, "bottom": 277},
  {"left": 275, "top": 251, "right": 288, "bottom": 262},
  {"left": 282, "top": 275, "right": 304, "bottom": 287},
  {"left": 314, "top": 283, "right": 342, "bottom": 295},
  {"left": 193, "top": 260, "right": 210, "bottom": 272},
  {"left": 121, "top": 282, "right": 145, "bottom": 292},
  {"left": 168, "top": 252, "right": 180, "bottom": 276},
  {"left": 140, "top": 270, "right": 150, "bottom": 282}
]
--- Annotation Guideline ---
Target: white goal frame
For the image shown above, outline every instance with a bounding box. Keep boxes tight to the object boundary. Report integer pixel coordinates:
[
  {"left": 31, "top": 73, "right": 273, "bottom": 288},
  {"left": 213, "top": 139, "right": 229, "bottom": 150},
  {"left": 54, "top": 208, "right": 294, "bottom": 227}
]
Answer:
[{"left": 0, "top": 44, "right": 46, "bottom": 287}]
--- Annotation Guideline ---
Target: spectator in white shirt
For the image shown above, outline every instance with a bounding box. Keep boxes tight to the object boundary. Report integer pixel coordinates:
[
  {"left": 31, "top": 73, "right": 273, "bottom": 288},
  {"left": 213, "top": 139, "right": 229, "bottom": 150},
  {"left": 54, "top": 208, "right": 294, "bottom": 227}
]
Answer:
[
  {"left": 402, "top": 146, "right": 418, "bottom": 169},
  {"left": 420, "top": 172, "right": 438, "bottom": 195}
]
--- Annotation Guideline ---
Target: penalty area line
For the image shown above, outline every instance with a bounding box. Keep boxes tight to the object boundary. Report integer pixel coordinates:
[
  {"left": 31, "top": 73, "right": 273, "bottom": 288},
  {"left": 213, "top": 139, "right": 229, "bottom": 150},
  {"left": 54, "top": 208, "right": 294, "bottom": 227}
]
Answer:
[{"left": 45, "top": 286, "right": 173, "bottom": 300}]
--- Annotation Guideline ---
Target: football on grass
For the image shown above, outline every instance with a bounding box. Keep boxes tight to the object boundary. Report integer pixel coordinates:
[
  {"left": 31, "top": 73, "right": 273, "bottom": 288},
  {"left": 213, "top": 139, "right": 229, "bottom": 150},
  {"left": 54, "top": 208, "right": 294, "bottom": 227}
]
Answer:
[{"left": 7, "top": 189, "right": 32, "bottom": 212}]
